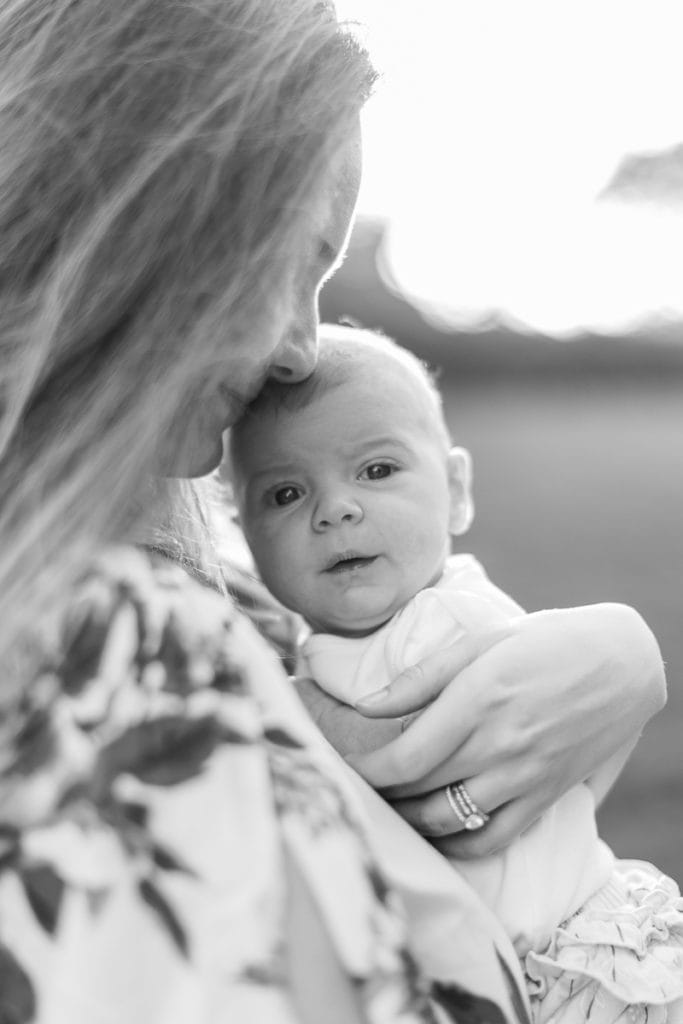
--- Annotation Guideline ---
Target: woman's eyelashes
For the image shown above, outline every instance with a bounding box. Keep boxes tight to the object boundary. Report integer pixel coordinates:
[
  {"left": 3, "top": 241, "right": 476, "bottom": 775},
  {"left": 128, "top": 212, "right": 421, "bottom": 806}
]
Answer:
[
  {"left": 319, "top": 237, "right": 348, "bottom": 278},
  {"left": 318, "top": 239, "right": 338, "bottom": 268}
]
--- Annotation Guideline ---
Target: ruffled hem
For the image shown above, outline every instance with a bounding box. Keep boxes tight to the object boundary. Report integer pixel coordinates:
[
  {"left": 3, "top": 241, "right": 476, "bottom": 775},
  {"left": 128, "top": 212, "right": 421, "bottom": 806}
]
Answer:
[{"left": 525, "top": 860, "right": 683, "bottom": 1024}]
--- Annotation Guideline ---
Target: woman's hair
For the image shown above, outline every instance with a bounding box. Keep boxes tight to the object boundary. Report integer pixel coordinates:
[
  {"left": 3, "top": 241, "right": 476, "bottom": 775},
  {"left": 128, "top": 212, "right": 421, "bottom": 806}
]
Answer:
[{"left": 0, "top": 0, "right": 375, "bottom": 687}]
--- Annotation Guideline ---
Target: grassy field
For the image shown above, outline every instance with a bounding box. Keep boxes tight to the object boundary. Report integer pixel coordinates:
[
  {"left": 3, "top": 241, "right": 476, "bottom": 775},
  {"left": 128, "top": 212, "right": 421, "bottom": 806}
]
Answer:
[{"left": 439, "top": 375, "right": 683, "bottom": 881}]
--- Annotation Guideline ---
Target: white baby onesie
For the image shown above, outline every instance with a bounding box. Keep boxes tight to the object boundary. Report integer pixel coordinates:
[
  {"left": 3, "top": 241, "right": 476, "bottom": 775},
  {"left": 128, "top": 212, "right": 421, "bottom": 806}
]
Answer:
[{"left": 300, "top": 554, "right": 615, "bottom": 956}]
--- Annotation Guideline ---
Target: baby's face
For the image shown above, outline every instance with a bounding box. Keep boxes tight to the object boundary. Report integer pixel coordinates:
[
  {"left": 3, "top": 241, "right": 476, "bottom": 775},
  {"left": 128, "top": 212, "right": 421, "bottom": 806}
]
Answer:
[{"left": 232, "top": 357, "right": 460, "bottom": 636}]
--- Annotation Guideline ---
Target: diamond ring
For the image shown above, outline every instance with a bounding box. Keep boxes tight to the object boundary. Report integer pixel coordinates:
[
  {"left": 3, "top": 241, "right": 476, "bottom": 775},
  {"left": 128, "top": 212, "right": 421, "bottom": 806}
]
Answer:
[{"left": 445, "top": 782, "right": 490, "bottom": 831}]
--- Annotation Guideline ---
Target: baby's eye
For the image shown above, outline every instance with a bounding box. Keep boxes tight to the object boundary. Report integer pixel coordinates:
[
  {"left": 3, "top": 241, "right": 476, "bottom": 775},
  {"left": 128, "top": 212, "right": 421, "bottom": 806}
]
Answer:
[
  {"left": 361, "top": 462, "right": 395, "bottom": 481},
  {"left": 272, "top": 485, "right": 302, "bottom": 507}
]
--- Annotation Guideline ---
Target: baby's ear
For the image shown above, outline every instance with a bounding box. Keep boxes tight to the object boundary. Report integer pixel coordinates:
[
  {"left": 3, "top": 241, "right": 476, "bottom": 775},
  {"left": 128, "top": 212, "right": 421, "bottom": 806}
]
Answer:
[{"left": 446, "top": 446, "right": 474, "bottom": 536}]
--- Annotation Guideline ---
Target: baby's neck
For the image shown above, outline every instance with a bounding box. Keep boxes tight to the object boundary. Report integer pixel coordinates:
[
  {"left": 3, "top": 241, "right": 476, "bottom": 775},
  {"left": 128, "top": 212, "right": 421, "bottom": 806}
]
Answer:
[{"left": 309, "top": 613, "right": 395, "bottom": 640}]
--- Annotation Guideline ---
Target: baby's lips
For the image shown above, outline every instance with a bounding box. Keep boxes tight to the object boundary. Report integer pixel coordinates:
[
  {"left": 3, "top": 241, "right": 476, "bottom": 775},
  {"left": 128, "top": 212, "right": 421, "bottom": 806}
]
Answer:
[
  {"left": 323, "top": 549, "right": 362, "bottom": 571},
  {"left": 323, "top": 551, "right": 376, "bottom": 572}
]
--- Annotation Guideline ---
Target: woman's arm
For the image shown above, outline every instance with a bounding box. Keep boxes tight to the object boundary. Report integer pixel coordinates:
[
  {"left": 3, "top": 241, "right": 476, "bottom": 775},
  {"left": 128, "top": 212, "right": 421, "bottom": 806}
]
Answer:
[
  {"left": 285, "top": 848, "right": 366, "bottom": 1024},
  {"left": 299, "top": 603, "right": 665, "bottom": 857}
]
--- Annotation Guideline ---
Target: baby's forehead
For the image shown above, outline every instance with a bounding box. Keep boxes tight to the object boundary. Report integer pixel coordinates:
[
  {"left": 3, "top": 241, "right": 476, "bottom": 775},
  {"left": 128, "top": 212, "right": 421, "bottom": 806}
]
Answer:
[
  {"left": 315, "top": 335, "right": 439, "bottom": 407},
  {"left": 326, "top": 337, "right": 414, "bottom": 375},
  {"left": 229, "top": 333, "right": 449, "bottom": 477},
  {"left": 276, "top": 343, "right": 441, "bottom": 436}
]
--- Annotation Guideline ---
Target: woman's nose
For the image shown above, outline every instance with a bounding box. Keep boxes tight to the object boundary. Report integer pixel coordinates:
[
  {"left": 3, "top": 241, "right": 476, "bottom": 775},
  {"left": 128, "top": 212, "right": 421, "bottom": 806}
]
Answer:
[
  {"left": 313, "top": 490, "right": 363, "bottom": 531},
  {"left": 268, "top": 326, "right": 318, "bottom": 384}
]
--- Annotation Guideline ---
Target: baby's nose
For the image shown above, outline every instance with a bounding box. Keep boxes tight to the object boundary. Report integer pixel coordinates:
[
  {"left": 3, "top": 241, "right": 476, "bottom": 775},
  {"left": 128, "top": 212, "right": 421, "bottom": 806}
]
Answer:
[{"left": 313, "top": 491, "right": 363, "bottom": 530}]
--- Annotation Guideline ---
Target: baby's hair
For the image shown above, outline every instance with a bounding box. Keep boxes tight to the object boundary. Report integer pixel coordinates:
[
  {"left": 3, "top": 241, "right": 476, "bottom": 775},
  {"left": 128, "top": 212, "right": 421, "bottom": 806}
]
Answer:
[
  {"left": 0, "top": 0, "right": 376, "bottom": 690},
  {"left": 229, "top": 323, "right": 451, "bottom": 473}
]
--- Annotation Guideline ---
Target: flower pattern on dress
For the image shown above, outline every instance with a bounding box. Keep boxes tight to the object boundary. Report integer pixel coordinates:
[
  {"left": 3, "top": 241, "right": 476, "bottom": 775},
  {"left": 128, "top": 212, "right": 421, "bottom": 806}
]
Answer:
[{"left": 0, "top": 546, "right": 520, "bottom": 1024}]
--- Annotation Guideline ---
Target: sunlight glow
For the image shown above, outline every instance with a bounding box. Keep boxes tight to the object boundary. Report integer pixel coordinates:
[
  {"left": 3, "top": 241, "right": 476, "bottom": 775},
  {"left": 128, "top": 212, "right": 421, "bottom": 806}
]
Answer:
[{"left": 337, "top": 0, "right": 683, "bottom": 335}]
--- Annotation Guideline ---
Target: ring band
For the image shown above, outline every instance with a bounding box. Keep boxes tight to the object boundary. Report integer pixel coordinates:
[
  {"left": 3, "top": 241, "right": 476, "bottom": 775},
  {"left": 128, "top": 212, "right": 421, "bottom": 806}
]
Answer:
[{"left": 445, "top": 782, "right": 490, "bottom": 831}]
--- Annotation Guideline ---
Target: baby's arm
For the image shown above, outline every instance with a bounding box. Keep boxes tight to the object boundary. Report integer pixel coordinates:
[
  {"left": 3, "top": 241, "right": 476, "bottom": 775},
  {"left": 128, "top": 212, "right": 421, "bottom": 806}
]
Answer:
[{"left": 294, "top": 676, "right": 404, "bottom": 756}]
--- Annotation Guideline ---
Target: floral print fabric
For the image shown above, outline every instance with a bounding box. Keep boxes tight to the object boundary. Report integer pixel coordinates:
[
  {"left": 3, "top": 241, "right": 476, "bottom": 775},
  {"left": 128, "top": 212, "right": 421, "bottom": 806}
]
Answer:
[{"left": 0, "top": 546, "right": 523, "bottom": 1024}]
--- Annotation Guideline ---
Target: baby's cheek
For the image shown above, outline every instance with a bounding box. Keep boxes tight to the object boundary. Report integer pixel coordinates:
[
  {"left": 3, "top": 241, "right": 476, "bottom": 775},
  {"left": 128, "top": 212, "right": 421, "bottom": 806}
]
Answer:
[
  {"left": 243, "top": 522, "right": 271, "bottom": 569},
  {"left": 400, "top": 518, "right": 439, "bottom": 555},
  {"left": 245, "top": 526, "right": 284, "bottom": 583},
  {"left": 402, "top": 523, "right": 447, "bottom": 579},
  {"left": 265, "top": 527, "right": 307, "bottom": 590}
]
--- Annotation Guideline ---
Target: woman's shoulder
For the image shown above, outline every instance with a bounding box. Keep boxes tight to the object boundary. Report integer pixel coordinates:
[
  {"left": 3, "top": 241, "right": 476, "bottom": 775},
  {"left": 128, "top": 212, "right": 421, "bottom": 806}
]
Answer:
[
  {"left": 1, "top": 543, "right": 273, "bottom": 832},
  {"left": 60, "top": 543, "right": 247, "bottom": 685}
]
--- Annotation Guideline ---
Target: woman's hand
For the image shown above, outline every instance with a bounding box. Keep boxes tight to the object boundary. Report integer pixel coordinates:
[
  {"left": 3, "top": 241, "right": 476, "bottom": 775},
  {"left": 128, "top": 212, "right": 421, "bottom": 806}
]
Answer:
[
  {"left": 343, "top": 604, "right": 666, "bottom": 859},
  {"left": 294, "top": 676, "right": 404, "bottom": 755}
]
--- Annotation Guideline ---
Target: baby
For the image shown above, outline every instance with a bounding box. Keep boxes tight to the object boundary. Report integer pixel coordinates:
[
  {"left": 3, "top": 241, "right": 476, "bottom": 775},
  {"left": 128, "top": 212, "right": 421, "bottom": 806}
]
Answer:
[{"left": 228, "top": 324, "right": 683, "bottom": 1023}]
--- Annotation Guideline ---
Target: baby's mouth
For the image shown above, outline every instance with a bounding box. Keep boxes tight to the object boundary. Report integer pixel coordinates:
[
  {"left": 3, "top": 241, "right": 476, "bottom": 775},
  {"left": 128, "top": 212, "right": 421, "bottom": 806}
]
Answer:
[{"left": 324, "top": 551, "right": 377, "bottom": 574}]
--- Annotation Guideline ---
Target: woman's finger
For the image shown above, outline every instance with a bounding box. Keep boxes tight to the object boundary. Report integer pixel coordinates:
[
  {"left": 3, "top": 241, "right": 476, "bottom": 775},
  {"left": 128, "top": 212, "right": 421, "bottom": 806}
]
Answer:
[
  {"left": 390, "top": 775, "right": 501, "bottom": 839},
  {"left": 348, "top": 642, "right": 510, "bottom": 789},
  {"left": 375, "top": 705, "right": 530, "bottom": 800},
  {"left": 353, "top": 626, "right": 513, "bottom": 718},
  {"left": 346, "top": 681, "right": 475, "bottom": 790},
  {"left": 433, "top": 794, "right": 545, "bottom": 860}
]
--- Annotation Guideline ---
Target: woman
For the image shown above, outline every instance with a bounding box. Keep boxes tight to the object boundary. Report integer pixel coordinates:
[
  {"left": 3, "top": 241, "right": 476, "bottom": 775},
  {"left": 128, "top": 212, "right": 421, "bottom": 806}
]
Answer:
[{"left": 0, "top": 1, "right": 664, "bottom": 1022}]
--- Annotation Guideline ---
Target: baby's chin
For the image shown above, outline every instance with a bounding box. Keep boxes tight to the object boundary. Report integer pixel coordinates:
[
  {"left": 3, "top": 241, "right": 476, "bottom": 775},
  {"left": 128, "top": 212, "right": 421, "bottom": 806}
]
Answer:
[{"left": 306, "top": 601, "right": 400, "bottom": 638}]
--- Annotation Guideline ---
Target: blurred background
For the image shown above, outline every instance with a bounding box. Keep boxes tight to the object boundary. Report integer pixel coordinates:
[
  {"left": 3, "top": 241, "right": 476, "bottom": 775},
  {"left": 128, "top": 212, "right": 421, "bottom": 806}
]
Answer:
[{"left": 322, "top": 1, "right": 683, "bottom": 878}]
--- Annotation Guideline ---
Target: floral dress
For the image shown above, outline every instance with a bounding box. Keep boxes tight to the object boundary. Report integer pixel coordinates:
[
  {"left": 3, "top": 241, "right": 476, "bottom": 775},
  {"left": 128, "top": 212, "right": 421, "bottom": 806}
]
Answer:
[{"left": 0, "top": 546, "right": 528, "bottom": 1024}]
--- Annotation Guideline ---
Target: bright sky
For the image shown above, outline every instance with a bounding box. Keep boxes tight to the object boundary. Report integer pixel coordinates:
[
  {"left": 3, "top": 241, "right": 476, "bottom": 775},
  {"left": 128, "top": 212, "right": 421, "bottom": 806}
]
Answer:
[{"left": 336, "top": 0, "right": 683, "bottom": 336}]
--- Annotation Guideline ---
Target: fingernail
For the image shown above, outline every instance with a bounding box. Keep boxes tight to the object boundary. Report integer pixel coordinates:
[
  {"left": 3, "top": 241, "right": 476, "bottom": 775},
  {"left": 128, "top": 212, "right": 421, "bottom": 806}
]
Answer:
[{"left": 355, "top": 687, "right": 389, "bottom": 708}]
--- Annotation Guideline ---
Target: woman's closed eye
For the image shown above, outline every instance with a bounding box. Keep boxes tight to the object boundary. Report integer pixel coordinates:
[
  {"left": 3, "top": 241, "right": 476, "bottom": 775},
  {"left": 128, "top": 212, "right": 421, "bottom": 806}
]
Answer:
[{"left": 360, "top": 462, "right": 398, "bottom": 481}]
